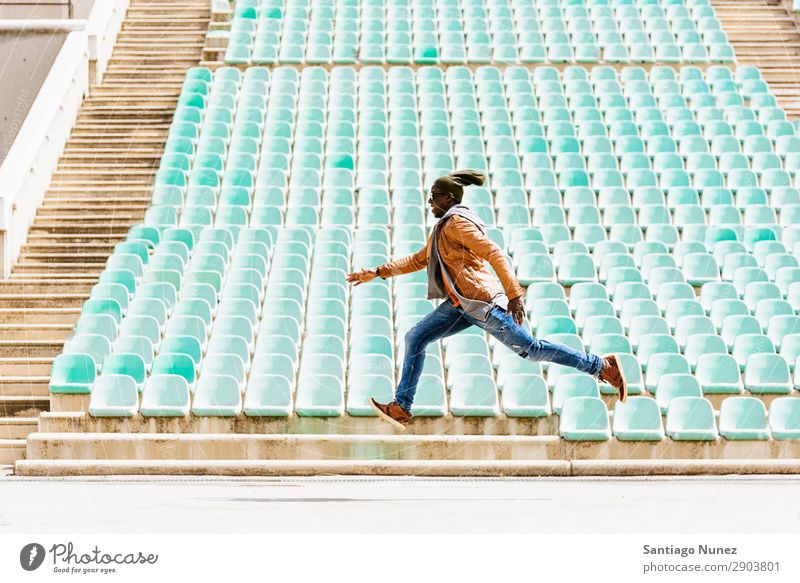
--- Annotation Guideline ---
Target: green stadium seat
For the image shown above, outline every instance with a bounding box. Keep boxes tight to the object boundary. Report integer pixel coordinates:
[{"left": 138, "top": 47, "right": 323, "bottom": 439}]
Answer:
[
  {"left": 612, "top": 397, "right": 665, "bottom": 441},
  {"left": 450, "top": 374, "right": 500, "bottom": 416},
  {"left": 101, "top": 353, "right": 146, "bottom": 392},
  {"left": 744, "top": 353, "right": 793, "bottom": 394},
  {"left": 159, "top": 336, "right": 202, "bottom": 367},
  {"left": 88, "top": 375, "right": 139, "bottom": 417},
  {"left": 559, "top": 397, "right": 611, "bottom": 441},
  {"left": 295, "top": 374, "right": 344, "bottom": 416},
  {"left": 49, "top": 353, "right": 96, "bottom": 394},
  {"left": 720, "top": 315, "right": 762, "bottom": 350},
  {"left": 732, "top": 334, "right": 775, "bottom": 371},
  {"left": 645, "top": 353, "right": 690, "bottom": 391},
  {"left": 244, "top": 375, "right": 293, "bottom": 416},
  {"left": 140, "top": 375, "right": 191, "bottom": 417},
  {"left": 347, "top": 375, "right": 395, "bottom": 416},
  {"left": 552, "top": 374, "right": 600, "bottom": 415},
  {"left": 692, "top": 352, "right": 742, "bottom": 395},
  {"left": 665, "top": 396, "right": 719, "bottom": 441},
  {"left": 75, "top": 314, "right": 118, "bottom": 343},
  {"left": 192, "top": 375, "right": 242, "bottom": 416},
  {"left": 768, "top": 397, "right": 800, "bottom": 439},
  {"left": 202, "top": 354, "right": 247, "bottom": 393},
  {"left": 409, "top": 374, "right": 447, "bottom": 417},
  {"left": 655, "top": 373, "right": 703, "bottom": 414},
  {"left": 63, "top": 334, "right": 112, "bottom": 371},
  {"left": 718, "top": 397, "right": 771, "bottom": 440},
  {"left": 501, "top": 374, "right": 550, "bottom": 417}
]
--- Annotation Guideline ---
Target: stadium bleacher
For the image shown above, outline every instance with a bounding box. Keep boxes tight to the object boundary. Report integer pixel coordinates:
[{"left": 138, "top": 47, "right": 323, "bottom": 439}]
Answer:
[
  {"left": 10, "top": 0, "right": 800, "bottom": 475},
  {"left": 36, "top": 61, "right": 800, "bottom": 447},
  {"left": 224, "top": 0, "right": 736, "bottom": 65}
]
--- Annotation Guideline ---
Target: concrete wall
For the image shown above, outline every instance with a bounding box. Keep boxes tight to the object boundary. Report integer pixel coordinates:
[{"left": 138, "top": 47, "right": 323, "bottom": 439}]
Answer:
[
  {"left": 0, "top": 29, "right": 67, "bottom": 164},
  {"left": 0, "top": 0, "right": 94, "bottom": 19}
]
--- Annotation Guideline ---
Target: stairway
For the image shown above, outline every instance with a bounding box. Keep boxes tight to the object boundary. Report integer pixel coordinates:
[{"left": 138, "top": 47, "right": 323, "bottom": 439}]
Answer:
[
  {"left": 0, "top": 0, "right": 209, "bottom": 464},
  {"left": 713, "top": 0, "right": 800, "bottom": 118}
]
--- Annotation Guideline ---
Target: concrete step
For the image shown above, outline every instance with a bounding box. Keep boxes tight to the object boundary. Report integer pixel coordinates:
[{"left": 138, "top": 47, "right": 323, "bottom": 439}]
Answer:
[
  {"left": 0, "top": 325, "right": 73, "bottom": 342},
  {"left": 36, "top": 205, "right": 149, "bottom": 216},
  {"left": 30, "top": 214, "right": 146, "bottom": 225},
  {"left": 38, "top": 411, "right": 561, "bottom": 437},
  {"left": 0, "top": 418, "right": 37, "bottom": 439},
  {"left": 15, "top": 458, "right": 800, "bottom": 477},
  {"left": 45, "top": 186, "right": 152, "bottom": 195},
  {"left": 49, "top": 171, "right": 156, "bottom": 181},
  {"left": 0, "top": 281, "right": 95, "bottom": 295},
  {"left": 0, "top": 294, "right": 86, "bottom": 309},
  {"left": 27, "top": 223, "right": 138, "bottom": 235},
  {"left": 0, "top": 358, "right": 54, "bottom": 377},
  {"left": 0, "top": 439, "right": 26, "bottom": 464},
  {"left": 0, "top": 341, "right": 67, "bottom": 358},
  {"left": 0, "top": 396, "right": 49, "bottom": 417},
  {"left": 12, "top": 264, "right": 105, "bottom": 275},
  {"left": 57, "top": 161, "right": 159, "bottom": 170},
  {"left": 8, "top": 272, "right": 102, "bottom": 281},
  {"left": 21, "top": 243, "right": 119, "bottom": 256},
  {"left": 21, "top": 432, "right": 800, "bottom": 464},
  {"left": 0, "top": 309, "right": 80, "bottom": 325},
  {"left": 17, "top": 254, "right": 118, "bottom": 266},
  {"left": 0, "top": 377, "right": 49, "bottom": 397},
  {"left": 24, "top": 234, "right": 126, "bottom": 245},
  {"left": 38, "top": 199, "right": 150, "bottom": 209},
  {"left": 59, "top": 150, "right": 163, "bottom": 159}
]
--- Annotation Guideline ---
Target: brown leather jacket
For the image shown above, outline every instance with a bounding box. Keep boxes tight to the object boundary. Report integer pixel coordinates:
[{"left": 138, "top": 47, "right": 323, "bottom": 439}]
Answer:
[{"left": 377, "top": 215, "right": 525, "bottom": 302}]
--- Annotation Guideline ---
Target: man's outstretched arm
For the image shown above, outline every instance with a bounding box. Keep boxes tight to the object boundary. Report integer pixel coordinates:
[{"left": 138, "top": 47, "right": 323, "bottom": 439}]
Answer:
[
  {"left": 375, "top": 243, "right": 429, "bottom": 278},
  {"left": 345, "top": 243, "right": 429, "bottom": 286}
]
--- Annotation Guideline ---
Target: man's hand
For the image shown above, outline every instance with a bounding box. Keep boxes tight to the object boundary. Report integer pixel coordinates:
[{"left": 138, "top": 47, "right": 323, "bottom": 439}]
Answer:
[
  {"left": 345, "top": 268, "right": 379, "bottom": 286},
  {"left": 506, "top": 296, "right": 526, "bottom": 326}
]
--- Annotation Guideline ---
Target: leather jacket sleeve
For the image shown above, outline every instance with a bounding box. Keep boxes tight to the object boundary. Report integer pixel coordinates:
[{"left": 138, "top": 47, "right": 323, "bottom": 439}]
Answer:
[
  {"left": 376, "top": 240, "right": 429, "bottom": 278},
  {"left": 446, "top": 216, "right": 526, "bottom": 301}
]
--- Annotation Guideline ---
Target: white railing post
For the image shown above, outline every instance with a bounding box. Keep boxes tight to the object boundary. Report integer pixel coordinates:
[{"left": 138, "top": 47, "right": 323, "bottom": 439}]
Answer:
[{"left": 0, "top": 29, "right": 89, "bottom": 278}]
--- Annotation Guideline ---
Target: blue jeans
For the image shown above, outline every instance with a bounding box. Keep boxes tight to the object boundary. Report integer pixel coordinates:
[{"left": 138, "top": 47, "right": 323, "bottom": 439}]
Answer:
[{"left": 393, "top": 299, "right": 604, "bottom": 411}]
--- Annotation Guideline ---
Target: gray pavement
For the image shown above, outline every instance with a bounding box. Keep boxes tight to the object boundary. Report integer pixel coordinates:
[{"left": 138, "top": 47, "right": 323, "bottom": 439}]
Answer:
[{"left": 1, "top": 466, "right": 799, "bottom": 533}]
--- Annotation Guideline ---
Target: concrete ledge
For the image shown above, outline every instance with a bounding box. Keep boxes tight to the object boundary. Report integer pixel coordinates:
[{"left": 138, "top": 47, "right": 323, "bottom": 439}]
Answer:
[
  {"left": 25, "top": 432, "right": 566, "bottom": 461},
  {"left": 14, "top": 459, "right": 571, "bottom": 477},
  {"left": 49, "top": 394, "right": 89, "bottom": 413},
  {"left": 15, "top": 458, "right": 800, "bottom": 477},
  {"left": 573, "top": 459, "right": 800, "bottom": 476},
  {"left": 0, "top": 439, "right": 26, "bottom": 464},
  {"left": 0, "top": 20, "right": 87, "bottom": 32},
  {"left": 23, "top": 432, "right": 800, "bottom": 462},
  {"left": 218, "top": 62, "right": 732, "bottom": 74},
  {"left": 38, "top": 411, "right": 559, "bottom": 436}
]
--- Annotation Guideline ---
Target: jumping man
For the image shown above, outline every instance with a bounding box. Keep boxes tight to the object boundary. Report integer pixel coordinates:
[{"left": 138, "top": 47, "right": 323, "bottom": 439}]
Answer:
[{"left": 345, "top": 170, "right": 627, "bottom": 429}]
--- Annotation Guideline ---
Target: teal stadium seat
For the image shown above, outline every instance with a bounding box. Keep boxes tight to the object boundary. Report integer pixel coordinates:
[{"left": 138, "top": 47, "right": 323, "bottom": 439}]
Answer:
[
  {"left": 612, "top": 397, "right": 665, "bottom": 441},
  {"left": 559, "top": 397, "right": 611, "bottom": 441},
  {"left": 192, "top": 375, "right": 243, "bottom": 416},
  {"left": 665, "top": 397, "right": 719, "bottom": 441},
  {"left": 718, "top": 397, "right": 771, "bottom": 440},
  {"left": 140, "top": 375, "right": 191, "bottom": 417},
  {"left": 88, "top": 375, "right": 139, "bottom": 417},
  {"left": 768, "top": 397, "right": 800, "bottom": 440}
]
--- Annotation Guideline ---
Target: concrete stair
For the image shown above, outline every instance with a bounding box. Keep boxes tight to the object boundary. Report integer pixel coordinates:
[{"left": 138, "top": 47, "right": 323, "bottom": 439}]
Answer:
[
  {"left": 713, "top": 0, "right": 800, "bottom": 118},
  {"left": 14, "top": 430, "right": 800, "bottom": 477},
  {"left": 0, "top": 0, "right": 209, "bottom": 460}
]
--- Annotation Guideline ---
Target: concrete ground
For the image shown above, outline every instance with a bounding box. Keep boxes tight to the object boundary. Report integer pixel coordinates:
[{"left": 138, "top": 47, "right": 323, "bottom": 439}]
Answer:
[{"left": 1, "top": 465, "right": 798, "bottom": 533}]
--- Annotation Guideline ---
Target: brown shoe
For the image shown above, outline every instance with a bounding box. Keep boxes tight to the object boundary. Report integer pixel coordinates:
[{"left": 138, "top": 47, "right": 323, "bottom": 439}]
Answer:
[
  {"left": 599, "top": 354, "right": 627, "bottom": 403},
  {"left": 370, "top": 398, "right": 411, "bottom": 430}
]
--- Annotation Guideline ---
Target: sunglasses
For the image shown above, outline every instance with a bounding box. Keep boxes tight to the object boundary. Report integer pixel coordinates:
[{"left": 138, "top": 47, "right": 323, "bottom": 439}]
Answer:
[{"left": 428, "top": 190, "right": 451, "bottom": 204}]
